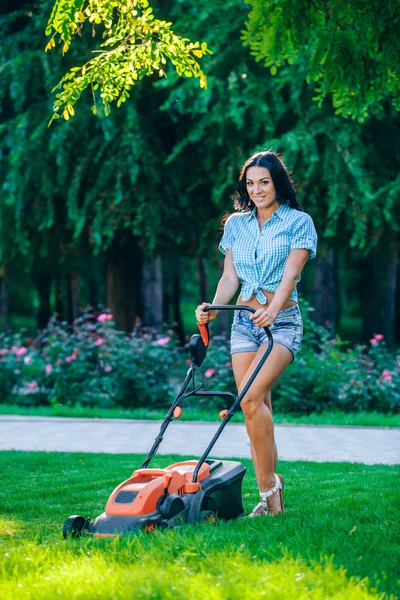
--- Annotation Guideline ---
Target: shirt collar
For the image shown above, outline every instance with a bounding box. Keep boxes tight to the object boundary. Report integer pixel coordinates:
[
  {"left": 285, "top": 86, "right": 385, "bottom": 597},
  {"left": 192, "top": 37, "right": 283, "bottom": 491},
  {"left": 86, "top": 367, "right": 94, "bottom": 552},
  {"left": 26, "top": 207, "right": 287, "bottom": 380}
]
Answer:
[{"left": 246, "top": 203, "right": 289, "bottom": 221}]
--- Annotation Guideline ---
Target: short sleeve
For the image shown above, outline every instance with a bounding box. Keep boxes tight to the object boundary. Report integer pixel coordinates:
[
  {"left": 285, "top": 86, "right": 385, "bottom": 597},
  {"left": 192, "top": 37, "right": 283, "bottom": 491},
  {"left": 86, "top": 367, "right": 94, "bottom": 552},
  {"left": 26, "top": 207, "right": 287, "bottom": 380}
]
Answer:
[
  {"left": 290, "top": 214, "right": 318, "bottom": 259},
  {"left": 218, "top": 216, "right": 235, "bottom": 255}
]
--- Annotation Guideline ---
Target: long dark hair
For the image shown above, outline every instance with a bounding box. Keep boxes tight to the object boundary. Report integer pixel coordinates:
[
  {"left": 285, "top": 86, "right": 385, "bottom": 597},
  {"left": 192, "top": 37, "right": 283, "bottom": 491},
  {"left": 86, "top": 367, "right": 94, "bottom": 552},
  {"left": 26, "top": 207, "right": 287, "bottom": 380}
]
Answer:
[{"left": 234, "top": 151, "right": 303, "bottom": 212}]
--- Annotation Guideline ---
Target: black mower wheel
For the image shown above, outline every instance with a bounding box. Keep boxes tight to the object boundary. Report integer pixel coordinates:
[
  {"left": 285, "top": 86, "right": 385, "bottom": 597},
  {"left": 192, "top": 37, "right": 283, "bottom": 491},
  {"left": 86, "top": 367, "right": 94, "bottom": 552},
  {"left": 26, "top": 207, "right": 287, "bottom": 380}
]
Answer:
[
  {"left": 187, "top": 490, "right": 205, "bottom": 524},
  {"left": 187, "top": 491, "right": 218, "bottom": 524},
  {"left": 62, "top": 515, "right": 88, "bottom": 539},
  {"left": 200, "top": 510, "right": 216, "bottom": 524}
]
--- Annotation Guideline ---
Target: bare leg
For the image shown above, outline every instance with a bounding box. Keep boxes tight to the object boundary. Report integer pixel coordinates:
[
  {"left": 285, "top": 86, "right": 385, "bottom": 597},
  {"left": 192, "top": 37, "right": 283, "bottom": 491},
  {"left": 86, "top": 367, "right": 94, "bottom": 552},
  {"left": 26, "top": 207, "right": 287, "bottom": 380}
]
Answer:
[
  {"left": 232, "top": 343, "right": 292, "bottom": 511},
  {"left": 250, "top": 391, "right": 278, "bottom": 473},
  {"left": 232, "top": 357, "right": 279, "bottom": 485},
  {"left": 232, "top": 352, "right": 261, "bottom": 474}
]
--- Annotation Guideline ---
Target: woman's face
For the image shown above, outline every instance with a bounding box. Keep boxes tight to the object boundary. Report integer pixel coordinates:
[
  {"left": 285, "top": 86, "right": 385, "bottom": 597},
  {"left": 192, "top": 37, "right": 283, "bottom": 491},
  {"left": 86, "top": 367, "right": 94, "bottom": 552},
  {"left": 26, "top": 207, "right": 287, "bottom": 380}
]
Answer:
[{"left": 246, "top": 166, "right": 277, "bottom": 210}]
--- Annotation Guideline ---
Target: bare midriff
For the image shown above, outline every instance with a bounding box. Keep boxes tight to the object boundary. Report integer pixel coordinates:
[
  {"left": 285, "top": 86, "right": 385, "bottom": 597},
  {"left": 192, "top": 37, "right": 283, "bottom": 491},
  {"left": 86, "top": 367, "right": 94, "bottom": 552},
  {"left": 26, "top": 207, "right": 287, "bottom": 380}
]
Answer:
[{"left": 237, "top": 288, "right": 296, "bottom": 311}]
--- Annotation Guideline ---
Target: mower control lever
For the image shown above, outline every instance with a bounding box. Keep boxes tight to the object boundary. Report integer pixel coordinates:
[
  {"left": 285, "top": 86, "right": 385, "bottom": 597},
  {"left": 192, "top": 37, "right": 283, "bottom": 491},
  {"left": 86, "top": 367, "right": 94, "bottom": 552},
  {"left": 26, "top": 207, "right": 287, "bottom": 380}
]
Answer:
[{"left": 197, "top": 322, "right": 209, "bottom": 347}]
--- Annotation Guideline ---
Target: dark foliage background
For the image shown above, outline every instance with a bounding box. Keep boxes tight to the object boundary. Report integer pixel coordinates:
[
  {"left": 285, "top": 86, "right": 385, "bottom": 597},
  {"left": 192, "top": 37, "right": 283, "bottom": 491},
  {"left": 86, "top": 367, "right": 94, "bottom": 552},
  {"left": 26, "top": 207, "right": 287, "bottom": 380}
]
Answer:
[{"left": 1, "top": 0, "right": 399, "bottom": 353}]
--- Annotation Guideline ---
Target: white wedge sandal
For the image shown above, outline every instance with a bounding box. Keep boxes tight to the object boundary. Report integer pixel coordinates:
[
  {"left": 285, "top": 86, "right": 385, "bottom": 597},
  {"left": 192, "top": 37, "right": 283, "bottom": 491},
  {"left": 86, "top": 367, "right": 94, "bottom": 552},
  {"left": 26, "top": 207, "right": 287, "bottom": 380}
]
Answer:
[{"left": 247, "top": 474, "right": 285, "bottom": 517}]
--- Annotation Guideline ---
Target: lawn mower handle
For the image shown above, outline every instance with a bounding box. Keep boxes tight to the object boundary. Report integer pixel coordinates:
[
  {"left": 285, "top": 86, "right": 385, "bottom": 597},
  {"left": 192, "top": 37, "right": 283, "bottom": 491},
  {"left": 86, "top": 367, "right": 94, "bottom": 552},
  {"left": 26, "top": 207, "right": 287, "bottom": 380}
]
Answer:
[
  {"left": 142, "top": 305, "right": 273, "bottom": 479},
  {"left": 203, "top": 304, "right": 272, "bottom": 336}
]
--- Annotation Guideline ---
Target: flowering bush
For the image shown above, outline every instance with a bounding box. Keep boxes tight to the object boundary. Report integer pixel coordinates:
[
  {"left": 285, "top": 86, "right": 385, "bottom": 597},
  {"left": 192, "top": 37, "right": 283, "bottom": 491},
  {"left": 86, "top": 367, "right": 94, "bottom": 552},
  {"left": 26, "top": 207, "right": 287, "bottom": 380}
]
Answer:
[
  {"left": 275, "top": 319, "right": 400, "bottom": 414},
  {"left": 0, "top": 307, "right": 399, "bottom": 414},
  {"left": 0, "top": 312, "right": 184, "bottom": 410}
]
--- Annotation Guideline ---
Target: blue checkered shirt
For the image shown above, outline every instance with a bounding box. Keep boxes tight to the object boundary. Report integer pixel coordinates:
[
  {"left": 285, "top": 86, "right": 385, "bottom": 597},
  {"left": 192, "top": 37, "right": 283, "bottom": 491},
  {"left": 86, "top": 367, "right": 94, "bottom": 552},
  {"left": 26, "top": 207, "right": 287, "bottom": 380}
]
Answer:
[{"left": 219, "top": 204, "right": 317, "bottom": 304}]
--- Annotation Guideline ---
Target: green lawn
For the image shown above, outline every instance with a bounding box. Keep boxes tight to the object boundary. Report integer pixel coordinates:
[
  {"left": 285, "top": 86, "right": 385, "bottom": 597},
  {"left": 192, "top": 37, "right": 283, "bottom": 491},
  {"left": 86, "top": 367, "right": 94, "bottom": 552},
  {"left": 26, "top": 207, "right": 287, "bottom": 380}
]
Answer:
[
  {"left": 0, "top": 452, "right": 399, "bottom": 599},
  {"left": 1, "top": 403, "right": 399, "bottom": 427}
]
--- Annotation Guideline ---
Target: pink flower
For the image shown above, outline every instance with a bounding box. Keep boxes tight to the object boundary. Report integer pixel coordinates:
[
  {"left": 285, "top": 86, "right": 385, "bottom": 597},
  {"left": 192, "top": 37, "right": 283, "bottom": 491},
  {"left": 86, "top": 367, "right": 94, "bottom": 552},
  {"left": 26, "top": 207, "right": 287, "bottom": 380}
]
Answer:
[
  {"left": 156, "top": 337, "right": 170, "bottom": 346},
  {"left": 23, "top": 356, "right": 31, "bottom": 365},
  {"left": 104, "top": 365, "right": 112, "bottom": 372},
  {"left": 205, "top": 368, "right": 216, "bottom": 378},
  {"left": 11, "top": 346, "right": 18, "bottom": 352},
  {"left": 65, "top": 355, "right": 76, "bottom": 363},
  {"left": 45, "top": 364, "right": 52, "bottom": 375},
  {"left": 0, "top": 349, "right": 9, "bottom": 356},
  {"left": 97, "top": 313, "right": 113, "bottom": 322},
  {"left": 28, "top": 382, "right": 37, "bottom": 391},
  {"left": 185, "top": 359, "right": 192, "bottom": 365},
  {"left": 55, "top": 359, "right": 62, "bottom": 366},
  {"left": 94, "top": 338, "right": 105, "bottom": 346},
  {"left": 381, "top": 369, "right": 393, "bottom": 383},
  {"left": 15, "top": 347, "right": 27, "bottom": 357},
  {"left": 375, "top": 334, "right": 384, "bottom": 341},
  {"left": 225, "top": 361, "right": 232, "bottom": 367},
  {"left": 370, "top": 339, "right": 378, "bottom": 345}
]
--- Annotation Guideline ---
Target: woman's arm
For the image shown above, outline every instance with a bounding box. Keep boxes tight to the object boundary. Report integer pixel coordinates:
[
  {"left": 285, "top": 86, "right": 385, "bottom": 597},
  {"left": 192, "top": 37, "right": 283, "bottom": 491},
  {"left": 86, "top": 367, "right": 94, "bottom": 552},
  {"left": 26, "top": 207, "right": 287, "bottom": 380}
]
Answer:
[
  {"left": 252, "top": 248, "right": 310, "bottom": 327},
  {"left": 196, "top": 249, "right": 239, "bottom": 323}
]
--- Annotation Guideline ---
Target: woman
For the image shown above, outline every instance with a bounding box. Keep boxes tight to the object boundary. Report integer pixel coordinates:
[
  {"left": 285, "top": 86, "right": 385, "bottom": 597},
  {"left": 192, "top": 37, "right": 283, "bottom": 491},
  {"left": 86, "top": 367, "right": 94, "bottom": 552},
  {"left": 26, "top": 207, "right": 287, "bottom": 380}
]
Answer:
[{"left": 195, "top": 151, "right": 317, "bottom": 517}]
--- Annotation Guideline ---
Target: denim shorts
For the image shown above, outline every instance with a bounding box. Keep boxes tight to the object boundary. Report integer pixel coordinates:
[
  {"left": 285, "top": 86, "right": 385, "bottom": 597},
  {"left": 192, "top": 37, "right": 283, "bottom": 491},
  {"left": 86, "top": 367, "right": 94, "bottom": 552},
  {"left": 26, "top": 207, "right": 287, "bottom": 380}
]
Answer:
[{"left": 230, "top": 305, "right": 303, "bottom": 362}]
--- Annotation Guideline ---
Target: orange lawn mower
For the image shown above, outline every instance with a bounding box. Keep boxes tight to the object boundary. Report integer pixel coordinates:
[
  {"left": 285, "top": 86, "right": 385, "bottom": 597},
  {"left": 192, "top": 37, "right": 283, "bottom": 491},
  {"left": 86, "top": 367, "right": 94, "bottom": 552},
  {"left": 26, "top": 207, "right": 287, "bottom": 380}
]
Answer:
[{"left": 62, "top": 305, "right": 273, "bottom": 538}]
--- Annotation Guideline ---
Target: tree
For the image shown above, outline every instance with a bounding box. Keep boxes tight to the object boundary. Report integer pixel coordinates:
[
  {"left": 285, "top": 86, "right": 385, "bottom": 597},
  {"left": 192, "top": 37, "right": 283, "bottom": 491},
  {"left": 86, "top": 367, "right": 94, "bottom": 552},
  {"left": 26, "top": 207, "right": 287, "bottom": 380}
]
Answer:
[
  {"left": 1, "top": 0, "right": 399, "bottom": 344},
  {"left": 45, "top": 0, "right": 211, "bottom": 123},
  {"left": 0, "top": 1, "right": 210, "bottom": 330},
  {"left": 243, "top": 0, "right": 400, "bottom": 121},
  {"left": 155, "top": 0, "right": 400, "bottom": 342},
  {"left": 47, "top": 0, "right": 400, "bottom": 123}
]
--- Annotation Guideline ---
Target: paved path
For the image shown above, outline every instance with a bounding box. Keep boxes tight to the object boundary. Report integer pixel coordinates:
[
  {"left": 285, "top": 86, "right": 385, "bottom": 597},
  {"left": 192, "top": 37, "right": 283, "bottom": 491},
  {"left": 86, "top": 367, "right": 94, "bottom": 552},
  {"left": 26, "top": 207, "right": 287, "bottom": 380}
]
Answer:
[{"left": 0, "top": 416, "right": 399, "bottom": 465}]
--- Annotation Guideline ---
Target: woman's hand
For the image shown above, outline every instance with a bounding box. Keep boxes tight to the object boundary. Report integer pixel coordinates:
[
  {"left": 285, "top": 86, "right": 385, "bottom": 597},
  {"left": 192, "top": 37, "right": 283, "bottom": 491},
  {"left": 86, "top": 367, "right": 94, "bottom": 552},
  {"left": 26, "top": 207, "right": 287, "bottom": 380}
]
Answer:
[
  {"left": 251, "top": 309, "right": 277, "bottom": 328},
  {"left": 195, "top": 302, "right": 218, "bottom": 323}
]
